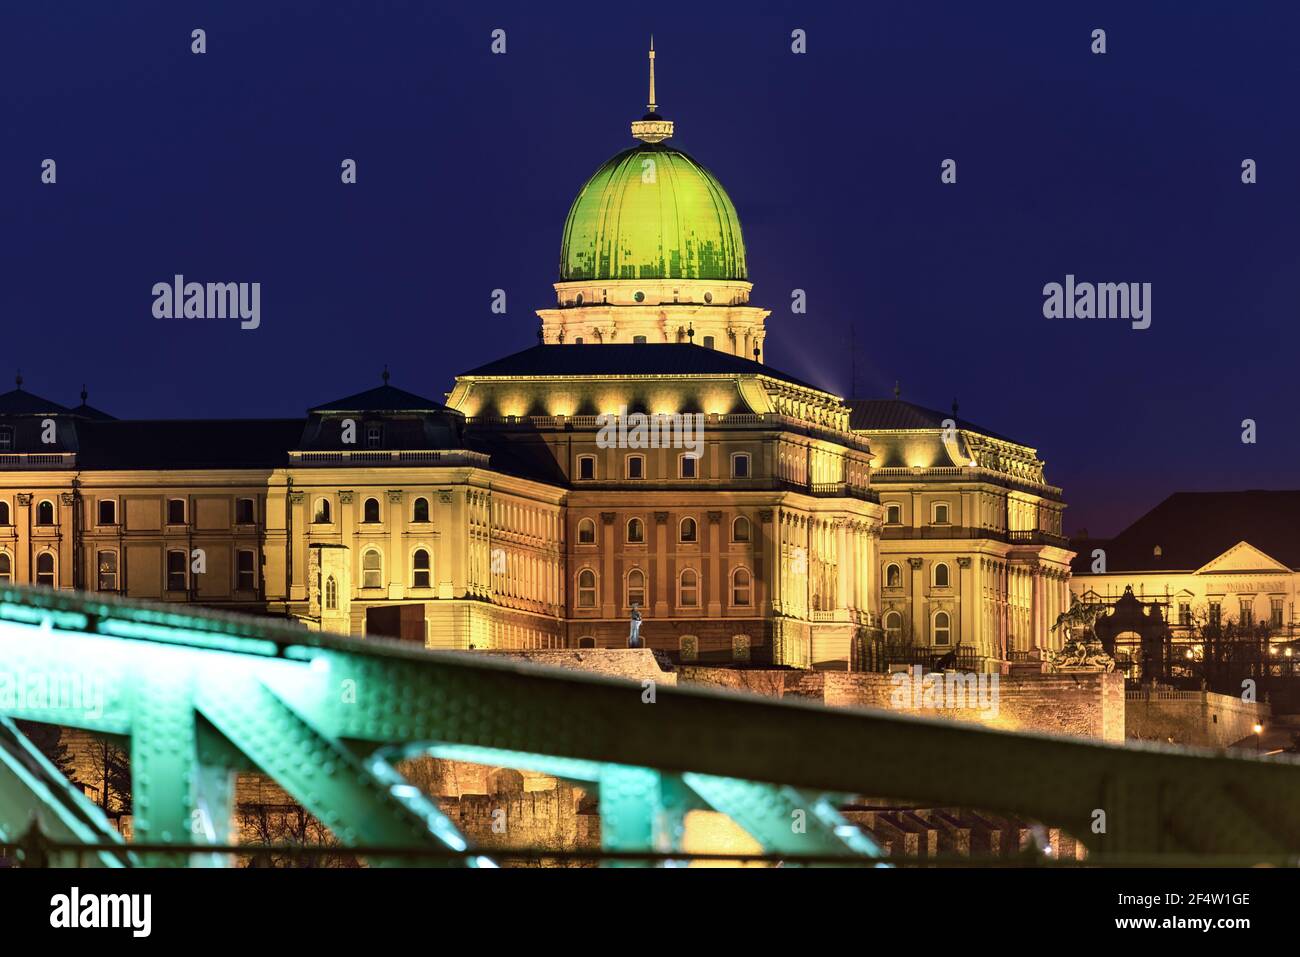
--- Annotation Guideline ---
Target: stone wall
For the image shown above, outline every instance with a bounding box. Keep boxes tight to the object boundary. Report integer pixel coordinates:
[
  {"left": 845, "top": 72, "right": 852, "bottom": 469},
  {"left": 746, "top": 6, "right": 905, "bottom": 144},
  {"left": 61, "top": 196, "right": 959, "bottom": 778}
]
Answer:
[{"left": 1125, "top": 690, "right": 1270, "bottom": 748}]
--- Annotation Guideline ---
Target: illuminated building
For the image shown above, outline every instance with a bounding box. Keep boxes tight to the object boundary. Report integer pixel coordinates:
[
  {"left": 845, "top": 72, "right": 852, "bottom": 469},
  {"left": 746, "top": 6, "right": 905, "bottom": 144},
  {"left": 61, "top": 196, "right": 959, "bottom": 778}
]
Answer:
[{"left": 0, "top": 46, "right": 1073, "bottom": 671}]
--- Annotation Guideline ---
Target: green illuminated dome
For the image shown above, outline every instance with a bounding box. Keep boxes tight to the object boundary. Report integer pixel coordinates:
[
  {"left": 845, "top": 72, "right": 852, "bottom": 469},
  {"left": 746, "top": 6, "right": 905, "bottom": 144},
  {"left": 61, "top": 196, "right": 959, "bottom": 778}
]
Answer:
[{"left": 559, "top": 142, "right": 747, "bottom": 283}]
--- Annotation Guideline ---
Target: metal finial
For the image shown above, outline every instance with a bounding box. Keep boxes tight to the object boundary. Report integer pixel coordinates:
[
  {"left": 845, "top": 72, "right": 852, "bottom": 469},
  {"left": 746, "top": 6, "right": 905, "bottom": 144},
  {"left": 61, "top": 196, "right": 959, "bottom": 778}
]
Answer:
[
  {"left": 753, "top": 343, "right": 761, "bottom": 361},
  {"left": 893, "top": 380, "right": 900, "bottom": 399},
  {"left": 382, "top": 364, "right": 390, "bottom": 385},
  {"left": 631, "top": 38, "right": 673, "bottom": 142},
  {"left": 81, "top": 385, "right": 88, "bottom": 403},
  {"left": 687, "top": 323, "right": 694, "bottom": 342}
]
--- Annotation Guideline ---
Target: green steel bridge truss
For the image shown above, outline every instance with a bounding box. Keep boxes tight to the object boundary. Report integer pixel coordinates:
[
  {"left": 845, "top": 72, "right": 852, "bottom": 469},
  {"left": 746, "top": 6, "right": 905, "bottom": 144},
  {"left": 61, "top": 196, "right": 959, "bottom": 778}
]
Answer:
[{"left": 1, "top": 584, "right": 1298, "bottom": 867}]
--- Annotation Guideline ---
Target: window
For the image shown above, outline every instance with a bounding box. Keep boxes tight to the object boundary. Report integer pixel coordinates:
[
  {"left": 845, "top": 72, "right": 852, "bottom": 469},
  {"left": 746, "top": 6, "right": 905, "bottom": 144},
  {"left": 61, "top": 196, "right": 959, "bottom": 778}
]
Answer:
[
  {"left": 933, "top": 562, "right": 950, "bottom": 588},
  {"left": 680, "top": 635, "right": 699, "bottom": 662},
  {"left": 1272, "top": 598, "right": 1284, "bottom": 629},
  {"left": 413, "top": 497, "right": 430, "bottom": 522},
  {"left": 577, "top": 455, "right": 596, "bottom": 480},
  {"left": 731, "top": 453, "right": 750, "bottom": 478},
  {"left": 933, "top": 611, "right": 952, "bottom": 646},
  {"left": 0, "top": 501, "right": 8, "bottom": 526},
  {"left": 884, "top": 611, "right": 903, "bottom": 639},
  {"left": 236, "top": 498, "right": 255, "bottom": 524},
  {"left": 362, "top": 549, "right": 383, "bottom": 588},
  {"left": 703, "top": 292, "right": 713, "bottom": 304},
  {"left": 36, "top": 500, "right": 54, "bottom": 526},
  {"left": 36, "top": 552, "right": 55, "bottom": 588},
  {"left": 98, "top": 499, "right": 116, "bottom": 526},
  {"left": 237, "top": 550, "right": 256, "bottom": 591},
  {"left": 575, "top": 293, "right": 584, "bottom": 306},
  {"left": 365, "top": 423, "right": 383, "bottom": 448},
  {"left": 885, "top": 563, "right": 902, "bottom": 588},
  {"left": 885, "top": 503, "right": 902, "bottom": 525},
  {"left": 574, "top": 337, "right": 584, "bottom": 345},
  {"left": 577, "top": 518, "right": 596, "bottom": 544},
  {"left": 314, "top": 498, "right": 332, "bottom": 524},
  {"left": 627, "top": 569, "right": 646, "bottom": 607},
  {"left": 577, "top": 569, "right": 597, "bottom": 608},
  {"left": 0, "top": 427, "right": 11, "bottom": 451},
  {"left": 167, "top": 499, "right": 186, "bottom": 525},
  {"left": 679, "top": 454, "right": 697, "bottom": 479},
  {"left": 732, "top": 634, "right": 751, "bottom": 662},
  {"left": 578, "top": 636, "right": 596, "bottom": 648},
  {"left": 732, "top": 516, "right": 751, "bottom": 543},
  {"left": 1240, "top": 600, "right": 1254, "bottom": 627},
  {"left": 626, "top": 518, "right": 645, "bottom": 543},
  {"left": 412, "top": 549, "right": 431, "bottom": 588},
  {"left": 703, "top": 335, "right": 715, "bottom": 349},
  {"left": 1178, "top": 602, "right": 1191, "bottom": 627},
  {"left": 1209, "top": 601, "right": 1222, "bottom": 628},
  {"left": 97, "top": 551, "right": 117, "bottom": 591},
  {"left": 324, "top": 575, "right": 338, "bottom": 610},
  {"left": 633, "top": 290, "right": 645, "bottom": 303},
  {"left": 933, "top": 503, "right": 950, "bottom": 525},
  {"left": 0, "top": 553, "right": 9, "bottom": 583},
  {"left": 363, "top": 498, "right": 380, "bottom": 523},
  {"left": 633, "top": 335, "right": 647, "bottom": 344},
  {"left": 679, "top": 568, "right": 699, "bottom": 608},
  {"left": 732, "top": 567, "right": 752, "bottom": 606},
  {"left": 680, "top": 517, "right": 697, "bottom": 543},
  {"left": 166, "top": 550, "right": 187, "bottom": 592},
  {"left": 626, "top": 455, "right": 645, "bottom": 479}
]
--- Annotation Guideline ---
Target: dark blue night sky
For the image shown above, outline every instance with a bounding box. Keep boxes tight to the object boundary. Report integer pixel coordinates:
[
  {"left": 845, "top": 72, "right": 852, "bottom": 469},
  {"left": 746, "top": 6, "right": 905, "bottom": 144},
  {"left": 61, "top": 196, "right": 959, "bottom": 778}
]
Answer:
[{"left": 3, "top": 1, "right": 1296, "bottom": 535}]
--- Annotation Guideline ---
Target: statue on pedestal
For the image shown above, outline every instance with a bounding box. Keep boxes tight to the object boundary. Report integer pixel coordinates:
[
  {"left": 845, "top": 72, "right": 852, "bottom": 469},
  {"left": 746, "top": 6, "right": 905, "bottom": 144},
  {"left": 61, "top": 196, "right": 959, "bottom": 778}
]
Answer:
[{"left": 628, "top": 604, "right": 643, "bottom": 649}]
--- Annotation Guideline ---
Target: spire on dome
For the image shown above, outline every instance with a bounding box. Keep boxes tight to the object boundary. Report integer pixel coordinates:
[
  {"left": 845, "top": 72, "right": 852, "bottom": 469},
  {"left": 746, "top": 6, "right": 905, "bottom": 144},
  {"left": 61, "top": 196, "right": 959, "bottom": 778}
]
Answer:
[{"left": 631, "top": 37, "right": 674, "bottom": 143}]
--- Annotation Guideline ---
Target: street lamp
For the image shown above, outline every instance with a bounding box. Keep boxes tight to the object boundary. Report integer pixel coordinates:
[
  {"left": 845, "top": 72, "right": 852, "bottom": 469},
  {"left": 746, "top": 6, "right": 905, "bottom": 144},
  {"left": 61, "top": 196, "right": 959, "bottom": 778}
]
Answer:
[{"left": 1254, "top": 722, "right": 1264, "bottom": 753}]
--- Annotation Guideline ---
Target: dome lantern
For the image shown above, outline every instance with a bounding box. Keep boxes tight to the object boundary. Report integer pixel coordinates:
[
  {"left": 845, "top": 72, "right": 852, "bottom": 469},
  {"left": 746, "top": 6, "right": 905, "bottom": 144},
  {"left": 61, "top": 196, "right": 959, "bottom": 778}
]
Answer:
[{"left": 631, "top": 38, "right": 674, "bottom": 144}]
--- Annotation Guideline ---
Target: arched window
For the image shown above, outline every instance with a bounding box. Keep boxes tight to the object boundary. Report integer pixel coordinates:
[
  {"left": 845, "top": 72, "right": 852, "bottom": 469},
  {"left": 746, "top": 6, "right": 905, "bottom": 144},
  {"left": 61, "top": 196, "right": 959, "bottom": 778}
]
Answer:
[
  {"left": 0, "top": 553, "right": 9, "bottom": 583},
  {"left": 626, "top": 518, "right": 645, "bottom": 544},
  {"left": 679, "top": 517, "right": 697, "bottom": 543},
  {"left": 625, "top": 454, "right": 645, "bottom": 479},
  {"left": 314, "top": 498, "right": 331, "bottom": 524},
  {"left": 933, "top": 502, "right": 950, "bottom": 525},
  {"left": 413, "top": 497, "right": 430, "bottom": 522},
  {"left": 885, "top": 563, "right": 902, "bottom": 588},
  {"left": 933, "top": 562, "right": 950, "bottom": 588},
  {"left": 732, "top": 634, "right": 751, "bottom": 662},
  {"left": 577, "top": 518, "right": 596, "bottom": 544},
  {"left": 679, "top": 568, "right": 699, "bottom": 607},
  {"left": 680, "top": 635, "right": 699, "bottom": 662},
  {"left": 884, "top": 611, "right": 903, "bottom": 639},
  {"left": 324, "top": 575, "right": 338, "bottom": 610},
  {"left": 0, "top": 501, "right": 8, "bottom": 525},
  {"left": 578, "top": 636, "right": 596, "bottom": 648},
  {"left": 732, "top": 567, "right": 752, "bottom": 606},
  {"left": 412, "top": 548, "right": 431, "bottom": 588},
  {"left": 97, "top": 550, "right": 118, "bottom": 591},
  {"left": 363, "top": 498, "right": 380, "bottom": 523},
  {"left": 731, "top": 453, "right": 751, "bottom": 478},
  {"left": 627, "top": 568, "right": 646, "bottom": 607},
  {"left": 35, "top": 552, "right": 55, "bottom": 587},
  {"left": 885, "top": 503, "right": 902, "bottom": 525},
  {"left": 36, "top": 500, "right": 54, "bottom": 526},
  {"left": 732, "top": 516, "right": 751, "bottom": 543},
  {"left": 362, "top": 549, "right": 383, "bottom": 588},
  {"left": 933, "top": 611, "right": 952, "bottom": 646},
  {"left": 577, "top": 569, "right": 597, "bottom": 608}
]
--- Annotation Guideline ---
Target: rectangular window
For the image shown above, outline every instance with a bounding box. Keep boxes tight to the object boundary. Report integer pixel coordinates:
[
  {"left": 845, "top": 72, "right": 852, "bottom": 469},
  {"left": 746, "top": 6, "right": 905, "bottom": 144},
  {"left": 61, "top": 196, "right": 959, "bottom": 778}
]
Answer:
[
  {"left": 578, "top": 456, "right": 595, "bottom": 480},
  {"left": 626, "top": 455, "right": 644, "bottom": 480},
  {"left": 679, "top": 455, "right": 697, "bottom": 479},
  {"left": 0, "top": 427, "right": 11, "bottom": 451},
  {"left": 1209, "top": 601, "right": 1221, "bottom": 628},
  {"left": 237, "top": 550, "right": 256, "bottom": 591},
  {"left": 1240, "top": 600, "right": 1254, "bottom": 627},
  {"left": 1178, "top": 602, "right": 1191, "bottom": 627},
  {"left": 167, "top": 550, "right": 187, "bottom": 592},
  {"left": 236, "top": 498, "right": 255, "bottom": 524},
  {"left": 1272, "top": 598, "right": 1284, "bottom": 629},
  {"left": 98, "top": 499, "right": 117, "bottom": 526},
  {"left": 732, "top": 453, "right": 750, "bottom": 478},
  {"left": 167, "top": 499, "right": 186, "bottom": 525},
  {"left": 97, "top": 551, "right": 118, "bottom": 591}
]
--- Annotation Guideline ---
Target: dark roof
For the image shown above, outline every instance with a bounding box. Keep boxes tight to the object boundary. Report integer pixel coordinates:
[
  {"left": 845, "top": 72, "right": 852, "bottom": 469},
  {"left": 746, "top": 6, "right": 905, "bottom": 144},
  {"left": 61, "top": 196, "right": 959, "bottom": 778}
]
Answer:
[
  {"left": 847, "top": 399, "right": 1014, "bottom": 443},
  {"left": 309, "top": 384, "right": 447, "bottom": 413},
  {"left": 0, "top": 388, "right": 69, "bottom": 415},
  {"left": 70, "top": 403, "right": 116, "bottom": 421},
  {"left": 76, "top": 419, "right": 305, "bottom": 470},
  {"left": 1070, "top": 490, "right": 1300, "bottom": 574},
  {"left": 458, "top": 344, "right": 824, "bottom": 392}
]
